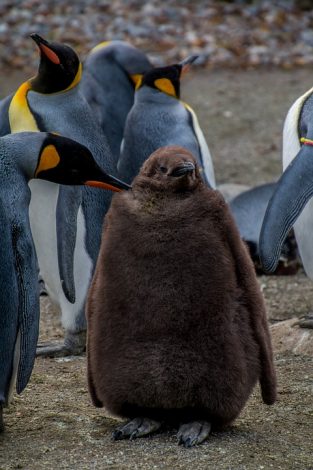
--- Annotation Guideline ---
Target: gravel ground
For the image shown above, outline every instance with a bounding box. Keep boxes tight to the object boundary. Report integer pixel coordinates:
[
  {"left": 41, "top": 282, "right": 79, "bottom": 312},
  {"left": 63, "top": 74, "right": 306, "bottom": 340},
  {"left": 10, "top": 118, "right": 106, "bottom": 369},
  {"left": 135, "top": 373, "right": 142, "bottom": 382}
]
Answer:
[
  {"left": 0, "top": 66, "right": 313, "bottom": 469},
  {"left": 2, "top": 0, "right": 313, "bottom": 73}
]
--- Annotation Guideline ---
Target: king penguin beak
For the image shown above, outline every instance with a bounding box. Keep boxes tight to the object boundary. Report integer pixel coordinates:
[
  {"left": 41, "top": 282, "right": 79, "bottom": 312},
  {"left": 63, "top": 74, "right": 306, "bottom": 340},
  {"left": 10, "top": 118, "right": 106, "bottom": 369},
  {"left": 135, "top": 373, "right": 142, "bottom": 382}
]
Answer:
[
  {"left": 260, "top": 143, "right": 313, "bottom": 272},
  {"left": 85, "top": 172, "right": 131, "bottom": 192},
  {"left": 30, "top": 33, "right": 61, "bottom": 65},
  {"left": 179, "top": 55, "right": 199, "bottom": 75}
]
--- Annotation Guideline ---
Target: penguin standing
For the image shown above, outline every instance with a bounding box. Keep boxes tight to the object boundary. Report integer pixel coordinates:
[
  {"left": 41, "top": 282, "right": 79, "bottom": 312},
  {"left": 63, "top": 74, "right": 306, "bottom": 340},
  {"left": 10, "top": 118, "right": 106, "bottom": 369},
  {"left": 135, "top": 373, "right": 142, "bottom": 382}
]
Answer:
[
  {"left": 0, "top": 131, "right": 129, "bottom": 432},
  {"left": 229, "top": 182, "right": 300, "bottom": 274},
  {"left": 260, "top": 85, "right": 313, "bottom": 328},
  {"left": 80, "top": 40, "right": 152, "bottom": 161},
  {"left": 1, "top": 34, "right": 120, "bottom": 356},
  {"left": 117, "top": 57, "right": 216, "bottom": 187},
  {"left": 87, "top": 146, "right": 276, "bottom": 447}
]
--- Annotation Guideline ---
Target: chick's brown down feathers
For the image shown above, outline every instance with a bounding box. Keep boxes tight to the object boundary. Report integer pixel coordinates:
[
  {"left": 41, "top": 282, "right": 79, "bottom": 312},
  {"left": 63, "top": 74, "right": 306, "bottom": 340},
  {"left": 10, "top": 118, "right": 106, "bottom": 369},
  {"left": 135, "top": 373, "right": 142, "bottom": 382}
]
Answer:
[{"left": 87, "top": 146, "right": 276, "bottom": 428}]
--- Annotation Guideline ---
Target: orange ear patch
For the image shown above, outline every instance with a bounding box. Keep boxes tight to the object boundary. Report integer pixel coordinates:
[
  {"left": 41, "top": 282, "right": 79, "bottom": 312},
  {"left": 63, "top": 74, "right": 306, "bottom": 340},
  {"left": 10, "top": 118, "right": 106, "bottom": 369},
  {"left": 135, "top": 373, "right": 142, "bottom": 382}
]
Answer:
[
  {"left": 35, "top": 145, "right": 60, "bottom": 177},
  {"left": 130, "top": 74, "right": 143, "bottom": 88},
  {"left": 39, "top": 43, "right": 60, "bottom": 64},
  {"left": 154, "top": 78, "right": 176, "bottom": 97}
]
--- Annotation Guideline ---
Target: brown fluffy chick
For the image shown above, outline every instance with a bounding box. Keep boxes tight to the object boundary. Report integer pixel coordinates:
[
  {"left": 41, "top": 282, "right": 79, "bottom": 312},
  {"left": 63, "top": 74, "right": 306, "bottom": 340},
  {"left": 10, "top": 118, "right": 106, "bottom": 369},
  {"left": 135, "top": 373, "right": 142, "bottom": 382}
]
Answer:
[{"left": 86, "top": 146, "right": 277, "bottom": 448}]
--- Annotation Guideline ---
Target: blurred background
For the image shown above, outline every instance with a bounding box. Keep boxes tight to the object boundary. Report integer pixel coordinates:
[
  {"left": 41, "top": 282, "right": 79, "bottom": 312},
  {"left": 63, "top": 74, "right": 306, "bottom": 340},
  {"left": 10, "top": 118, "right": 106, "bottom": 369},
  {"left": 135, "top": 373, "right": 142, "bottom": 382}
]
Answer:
[{"left": 1, "top": 0, "right": 313, "bottom": 75}]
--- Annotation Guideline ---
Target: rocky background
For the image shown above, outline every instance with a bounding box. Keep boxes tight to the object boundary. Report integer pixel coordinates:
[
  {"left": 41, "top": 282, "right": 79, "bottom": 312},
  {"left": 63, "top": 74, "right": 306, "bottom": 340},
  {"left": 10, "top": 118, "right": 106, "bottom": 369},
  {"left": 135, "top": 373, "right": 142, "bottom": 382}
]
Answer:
[{"left": 1, "top": 0, "right": 313, "bottom": 73}]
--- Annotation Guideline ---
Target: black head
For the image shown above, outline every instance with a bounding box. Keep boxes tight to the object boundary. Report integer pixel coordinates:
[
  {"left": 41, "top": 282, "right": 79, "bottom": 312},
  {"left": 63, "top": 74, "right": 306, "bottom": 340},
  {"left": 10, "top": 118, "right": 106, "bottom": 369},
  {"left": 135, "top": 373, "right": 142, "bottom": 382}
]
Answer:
[
  {"left": 30, "top": 33, "right": 81, "bottom": 93},
  {"left": 133, "top": 145, "right": 201, "bottom": 193},
  {"left": 34, "top": 133, "right": 131, "bottom": 192},
  {"left": 137, "top": 56, "right": 198, "bottom": 99}
]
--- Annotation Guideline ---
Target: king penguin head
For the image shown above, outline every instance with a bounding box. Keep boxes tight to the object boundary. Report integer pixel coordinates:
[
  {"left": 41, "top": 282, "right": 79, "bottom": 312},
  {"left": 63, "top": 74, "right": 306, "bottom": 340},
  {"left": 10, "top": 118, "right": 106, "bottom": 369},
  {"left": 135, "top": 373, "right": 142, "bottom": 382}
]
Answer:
[
  {"left": 30, "top": 33, "right": 82, "bottom": 93},
  {"left": 136, "top": 55, "right": 198, "bottom": 99},
  {"left": 34, "top": 133, "right": 131, "bottom": 192}
]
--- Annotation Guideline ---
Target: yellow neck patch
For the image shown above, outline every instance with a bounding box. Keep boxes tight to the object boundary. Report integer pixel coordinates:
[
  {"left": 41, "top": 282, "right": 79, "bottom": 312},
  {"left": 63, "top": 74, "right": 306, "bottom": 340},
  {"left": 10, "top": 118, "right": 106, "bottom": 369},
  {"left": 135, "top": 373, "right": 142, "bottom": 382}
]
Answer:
[
  {"left": 154, "top": 78, "right": 177, "bottom": 97},
  {"left": 9, "top": 81, "right": 39, "bottom": 133},
  {"left": 130, "top": 74, "right": 143, "bottom": 88},
  {"left": 35, "top": 145, "right": 60, "bottom": 177},
  {"left": 90, "top": 41, "right": 111, "bottom": 54},
  {"left": 64, "top": 61, "right": 82, "bottom": 92}
]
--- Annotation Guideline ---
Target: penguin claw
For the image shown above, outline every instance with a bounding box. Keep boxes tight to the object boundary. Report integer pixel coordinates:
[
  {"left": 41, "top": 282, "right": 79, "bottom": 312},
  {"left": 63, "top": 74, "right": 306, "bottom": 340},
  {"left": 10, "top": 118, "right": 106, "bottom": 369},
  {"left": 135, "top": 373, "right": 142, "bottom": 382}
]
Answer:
[
  {"left": 112, "top": 417, "right": 161, "bottom": 441},
  {"left": 177, "top": 421, "right": 211, "bottom": 448}
]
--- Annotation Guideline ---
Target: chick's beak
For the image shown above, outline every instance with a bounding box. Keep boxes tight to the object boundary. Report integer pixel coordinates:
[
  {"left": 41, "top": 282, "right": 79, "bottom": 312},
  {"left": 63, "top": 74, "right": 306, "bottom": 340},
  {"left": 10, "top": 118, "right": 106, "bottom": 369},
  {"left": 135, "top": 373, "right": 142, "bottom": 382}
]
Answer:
[{"left": 170, "top": 162, "right": 195, "bottom": 177}]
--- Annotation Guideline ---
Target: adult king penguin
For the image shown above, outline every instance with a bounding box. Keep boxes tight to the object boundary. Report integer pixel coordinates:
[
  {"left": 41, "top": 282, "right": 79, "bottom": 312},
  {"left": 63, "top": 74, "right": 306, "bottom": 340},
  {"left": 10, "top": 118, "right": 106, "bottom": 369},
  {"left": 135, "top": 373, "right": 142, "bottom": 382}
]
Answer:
[
  {"left": 0, "top": 131, "right": 129, "bottom": 432},
  {"left": 0, "top": 34, "right": 121, "bottom": 356},
  {"left": 117, "top": 57, "right": 216, "bottom": 187},
  {"left": 87, "top": 146, "right": 276, "bottom": 447},
  {"left": 260, "top": 85, "right": 313, "bottom": 328},
  {"left": 80, "top": 40, "right": 152, "bottom": 161},
  {"left": 229, "top": 182, "right": 299, "bottom": 275}
]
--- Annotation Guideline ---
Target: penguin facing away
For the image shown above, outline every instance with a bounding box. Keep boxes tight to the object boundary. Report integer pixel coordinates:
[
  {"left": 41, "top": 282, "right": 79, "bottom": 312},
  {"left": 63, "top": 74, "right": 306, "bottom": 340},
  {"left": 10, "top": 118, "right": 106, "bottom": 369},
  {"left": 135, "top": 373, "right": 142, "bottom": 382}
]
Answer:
[
  {"left": 87, "top": 146, "right": 276, "bottom": 447},
  {"left": 117, "top": 57, "right": 216, "bottom": 188},
  {"left": 80, "top": 40, "right": 152, "bottom": 161},
  {"left": 4, "top": 33, "right": 120, "bottom": 356},
  {"left": 0, "top": 131, "right": 129, "bottom": 433},
  {"left": 260, "top": 85, "right": 313, "bottom": 328}
]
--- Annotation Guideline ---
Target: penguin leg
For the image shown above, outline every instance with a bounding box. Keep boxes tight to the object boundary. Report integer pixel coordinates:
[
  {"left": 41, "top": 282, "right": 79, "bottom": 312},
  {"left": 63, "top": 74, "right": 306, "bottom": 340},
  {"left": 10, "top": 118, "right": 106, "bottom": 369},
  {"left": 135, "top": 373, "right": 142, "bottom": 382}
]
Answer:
[
  {"left": 36, "top": 330, "right": 86, "bottom": 357},
  {"left": 112, "top": 417, "right": 161, "bottom": 441},
  {"left": 177, "top": 421, "right": 211, "bottom": 448},
  {"left": 0, "top": 405, "right": 4, "bottom": 433},
  {"left": 297, "top": 313, "right": 313, "bottom": 329}
]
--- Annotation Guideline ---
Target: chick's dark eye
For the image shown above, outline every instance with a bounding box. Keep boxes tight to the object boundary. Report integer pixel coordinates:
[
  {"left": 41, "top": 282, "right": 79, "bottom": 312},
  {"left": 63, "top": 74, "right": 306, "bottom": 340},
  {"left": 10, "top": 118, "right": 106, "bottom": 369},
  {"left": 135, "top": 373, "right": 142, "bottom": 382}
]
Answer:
[{"left": 159, "top": 166, "right": 167, "bottom": 173}]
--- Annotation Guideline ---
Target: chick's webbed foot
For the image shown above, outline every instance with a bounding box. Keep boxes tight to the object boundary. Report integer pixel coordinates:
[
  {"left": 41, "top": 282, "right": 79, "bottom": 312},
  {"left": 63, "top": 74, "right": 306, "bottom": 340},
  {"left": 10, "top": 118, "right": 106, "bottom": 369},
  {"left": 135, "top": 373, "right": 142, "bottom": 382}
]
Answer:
[
  {"left": 112, "top": 417, "right": 161, "bottom": 441},
  {"left": 177, "top": 420, "right": 211, "bottom": 447}
]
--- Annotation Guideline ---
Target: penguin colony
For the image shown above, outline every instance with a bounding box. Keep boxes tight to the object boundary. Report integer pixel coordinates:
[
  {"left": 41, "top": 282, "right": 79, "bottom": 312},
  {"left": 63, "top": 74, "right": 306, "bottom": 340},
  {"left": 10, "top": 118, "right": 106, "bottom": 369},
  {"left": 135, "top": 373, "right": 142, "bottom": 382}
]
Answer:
[{"left": 0, "top": 34, "right": 285, "bottom": 445}]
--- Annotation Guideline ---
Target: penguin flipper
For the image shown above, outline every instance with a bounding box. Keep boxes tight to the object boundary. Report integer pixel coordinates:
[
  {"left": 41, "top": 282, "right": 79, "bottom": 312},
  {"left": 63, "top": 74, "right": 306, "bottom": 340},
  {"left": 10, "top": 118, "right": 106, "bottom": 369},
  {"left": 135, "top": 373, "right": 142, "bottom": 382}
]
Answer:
[
  {"left": 56, "top": 186, "right": 82, "bottom": 304},
  {"left": 12, "top": 223, "right": 40, "bottom": 394},
  {"left": 216, "top": 194, "right": 277, "bottom": 405}
]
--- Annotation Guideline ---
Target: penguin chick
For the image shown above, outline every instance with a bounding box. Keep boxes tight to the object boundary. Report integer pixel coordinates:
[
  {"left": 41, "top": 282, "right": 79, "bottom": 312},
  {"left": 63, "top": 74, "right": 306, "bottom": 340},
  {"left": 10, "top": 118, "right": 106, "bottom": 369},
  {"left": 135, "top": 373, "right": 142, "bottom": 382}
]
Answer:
[
  {"left": 1, "top": 33, "right": 119, "bottom": 357},
  {"left": 117, "top": 57, "right": 215, "bottom": 187},
  {"left": 0, "top": 131, "right": 129, "bottom": 433},
  {"left": 87, "top": 146, "right": 276, "bottom": 447},
  {"left": 80, "top": 40, "right": 152, "bottom": 161}
]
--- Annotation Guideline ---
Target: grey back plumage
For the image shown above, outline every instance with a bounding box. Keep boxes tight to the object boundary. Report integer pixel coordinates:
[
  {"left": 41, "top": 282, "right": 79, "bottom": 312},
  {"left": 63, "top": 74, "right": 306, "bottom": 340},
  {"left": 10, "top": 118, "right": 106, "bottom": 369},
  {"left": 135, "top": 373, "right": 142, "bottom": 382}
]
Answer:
[
  {"left": 80, "top": 41, "right": 152, "bottom": 161},
  {"left": 118, "top": 87, "right": 209, "bottom": 184}
]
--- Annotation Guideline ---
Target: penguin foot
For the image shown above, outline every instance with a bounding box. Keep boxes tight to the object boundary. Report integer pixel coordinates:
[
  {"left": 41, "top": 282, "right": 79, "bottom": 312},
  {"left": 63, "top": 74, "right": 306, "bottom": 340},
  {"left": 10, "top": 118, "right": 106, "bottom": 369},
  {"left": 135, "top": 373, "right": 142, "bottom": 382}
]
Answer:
[
  {"left": 297, "top": 313, "right": 313, "bottom": 329},
  {"left": 36, "top": 330, "right": 86, "bottom": 357},
  {"left": 112, "top": 417, "right": 161, "bottom": 441},
  {"left": 0, "top": 406, "right": 4, "bottom": 433},
  {"left": 177, "top": 421, "right": 211, "bottom": 448}
]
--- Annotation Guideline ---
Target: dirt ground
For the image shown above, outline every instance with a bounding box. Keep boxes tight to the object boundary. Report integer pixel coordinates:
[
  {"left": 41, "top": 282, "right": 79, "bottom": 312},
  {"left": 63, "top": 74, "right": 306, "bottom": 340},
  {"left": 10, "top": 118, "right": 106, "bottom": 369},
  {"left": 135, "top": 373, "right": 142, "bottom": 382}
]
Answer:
[{"left": 0, "top": 68, "right": 313, "bottom": 470}]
